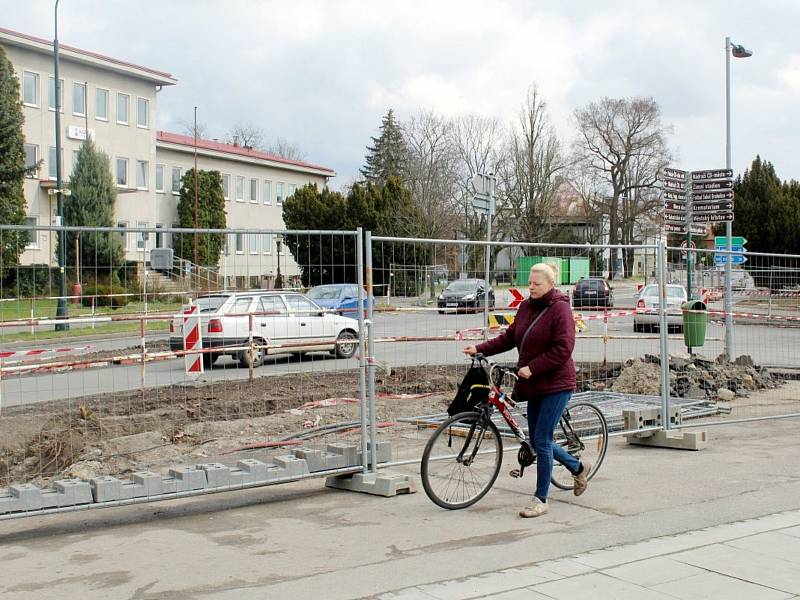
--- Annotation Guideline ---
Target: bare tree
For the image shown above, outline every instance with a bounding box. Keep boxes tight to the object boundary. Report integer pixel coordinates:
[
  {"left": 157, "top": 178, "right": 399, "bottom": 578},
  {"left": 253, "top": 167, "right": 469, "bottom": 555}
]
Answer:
[
  {"left": 266, "top": 138, "right": 307, "bottom": 161},
  {"left": 178, "top": 118, "right": 209, "bottom": 139},
  {"left": 497, "top": 85, "right": 566, "bottom": 246},
  {"left": 572, "top": 96, "right": 671, "bottom": 275},
  {"left": 225, "top": 121, "right": 266, "bottom": 150},
  {"left": 402, "top": 110, "right": 461, "bottom": 239}
]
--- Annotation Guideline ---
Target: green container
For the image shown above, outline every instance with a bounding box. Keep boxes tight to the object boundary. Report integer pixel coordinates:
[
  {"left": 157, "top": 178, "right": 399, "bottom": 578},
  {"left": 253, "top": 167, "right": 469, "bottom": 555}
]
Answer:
[
  {"left": 516, "top": 256, "right": 543, "bottom": 285},
  {"left": 682, "top": 300, "right": 708, "bottom": 347},
  {"left": 568, "top": 257, "right": 590, "bottom": 284}
]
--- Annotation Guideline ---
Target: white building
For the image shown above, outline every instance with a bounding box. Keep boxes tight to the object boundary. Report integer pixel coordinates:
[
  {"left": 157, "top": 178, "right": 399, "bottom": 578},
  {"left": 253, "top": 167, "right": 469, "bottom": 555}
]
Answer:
[{"left": 1, "top": 26, "right": 335, "bottom": 285}]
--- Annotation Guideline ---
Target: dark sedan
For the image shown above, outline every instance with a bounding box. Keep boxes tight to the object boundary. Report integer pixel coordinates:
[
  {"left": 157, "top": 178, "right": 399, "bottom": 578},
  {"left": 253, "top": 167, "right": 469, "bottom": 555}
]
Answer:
[
  {"left": 572, "top": 277, "right": 613, "bottom": 308},
  {"left": 437, "top": 279, "right": 495, "bottom": 313}
]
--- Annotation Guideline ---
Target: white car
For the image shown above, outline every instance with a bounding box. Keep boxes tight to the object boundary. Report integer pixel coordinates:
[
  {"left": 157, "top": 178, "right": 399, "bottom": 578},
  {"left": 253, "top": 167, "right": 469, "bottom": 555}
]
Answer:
[
  {"left": 633, "top": 284, "right": 688, "bottom": 333},
  {"left": 169, "top": 291, "right": 359, "bottom": 368}
]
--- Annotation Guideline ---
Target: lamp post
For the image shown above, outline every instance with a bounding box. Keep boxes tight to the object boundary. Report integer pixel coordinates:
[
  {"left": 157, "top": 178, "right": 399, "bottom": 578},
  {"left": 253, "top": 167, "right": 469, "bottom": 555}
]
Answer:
[
  {"left": 724, "top": 37, "right": 752, "bottom": 358},
  {"left": 275, "top": 236, "right": 283, "bottom": 289},
  {"left": 53, "top": 0, "right": 68, "bottom": 330}
]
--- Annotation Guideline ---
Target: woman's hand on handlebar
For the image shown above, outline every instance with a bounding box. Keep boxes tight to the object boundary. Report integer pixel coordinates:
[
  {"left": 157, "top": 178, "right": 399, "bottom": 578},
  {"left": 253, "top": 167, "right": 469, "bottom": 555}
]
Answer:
[
  {"left": 463, "top": 345, "right": 478, "bottom": 356},
  {"left": 518, "top": 366, "right": 532, "bottom": 379}
]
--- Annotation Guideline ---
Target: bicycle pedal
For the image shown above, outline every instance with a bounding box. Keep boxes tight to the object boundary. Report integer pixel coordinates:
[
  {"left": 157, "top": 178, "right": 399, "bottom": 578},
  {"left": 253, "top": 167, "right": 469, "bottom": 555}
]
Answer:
[{"left": 509, "top": 468, "right": 522, "bottom": 478}]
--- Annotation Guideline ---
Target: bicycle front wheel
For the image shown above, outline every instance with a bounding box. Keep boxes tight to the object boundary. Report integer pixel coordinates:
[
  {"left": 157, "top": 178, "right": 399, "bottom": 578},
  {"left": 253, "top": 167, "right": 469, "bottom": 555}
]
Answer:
[
  {"left": 551, "top": 401, "right": 608, "bottom": 491},
  {"left": 420, "top": 411, "right": 503, "bottom": 510}
]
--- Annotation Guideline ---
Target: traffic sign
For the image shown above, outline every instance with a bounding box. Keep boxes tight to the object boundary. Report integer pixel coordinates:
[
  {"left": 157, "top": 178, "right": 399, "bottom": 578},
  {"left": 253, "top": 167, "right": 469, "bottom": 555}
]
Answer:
[
  {"left": 715, "top": 254, "right": 747, "bottom": 265},
  {"left": 665, "top": 212, "right": 733, "bottom": 223},
  {"left": 691, "top": 168, "right": 733, "bottom": 181},
  {"left": 665, "top": 201, "right": 687, "bottom": 211},
  {"left": 471, "top": 192, "right": 494, "bottom": 214},
  {"left": 692, "top": 180, "right": 733, "bottom": 191},
  {"left": 663, "top": 179, "right": 688, "bottom": 191},
  {"left": 680, "top": 240, "right": 696, "bottom": 259},
  {"left": 715, "top": 245, "right": 744, "bottom": 253},
  {"left": 693, "top": 190, "right": 734, "bottom": 201},
  {"left": 663, "top": 191, "right": 687, "bottom": 201},
  {"left": 715, "top": 235, "right": 747, "bottom": 246},
  {"left": 508, "top": 288, "right": 525, "bottom": 309},
  {"left": 692, "top": 201, "right": 734, "bottom": 213},
  {"left": 664, "top": 223, "right": 706, "bottom": 234},
  {"left": 662, "top": 167, "right": 687, "bottom": 180}
]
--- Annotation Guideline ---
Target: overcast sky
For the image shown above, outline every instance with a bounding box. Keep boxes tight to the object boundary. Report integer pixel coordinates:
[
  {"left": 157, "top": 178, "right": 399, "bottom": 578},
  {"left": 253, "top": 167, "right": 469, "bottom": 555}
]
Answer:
[{"left": 6, "top": 0, "right": 800, "bottom": 188}]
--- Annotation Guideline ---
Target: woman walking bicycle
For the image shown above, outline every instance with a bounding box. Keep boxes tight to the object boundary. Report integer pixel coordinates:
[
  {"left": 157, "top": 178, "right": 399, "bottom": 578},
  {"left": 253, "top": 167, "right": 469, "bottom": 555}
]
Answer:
[{"left": 463, "top": 263, "right": 591, "bottom": 518}]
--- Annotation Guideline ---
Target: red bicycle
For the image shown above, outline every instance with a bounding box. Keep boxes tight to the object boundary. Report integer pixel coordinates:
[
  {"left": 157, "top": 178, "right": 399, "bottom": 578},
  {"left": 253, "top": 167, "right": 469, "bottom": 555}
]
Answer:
[{"left": 420, "top": 354, "right": 608, "bottom": 510}]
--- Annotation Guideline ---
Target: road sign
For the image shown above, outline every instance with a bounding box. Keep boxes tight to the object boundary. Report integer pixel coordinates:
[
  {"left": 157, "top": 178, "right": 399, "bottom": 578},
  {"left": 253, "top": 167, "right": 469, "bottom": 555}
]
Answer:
[
  {"left": 680, "top": 240, "right": 696, "bottom": 259},
  {"left": 715, "top": 245, "right": 744, "bottom": 253},
  {"left": 692, "top": 180, "right": 733, "bottom": 191},
  {"left": 692, "top": 201, "right": 734, "bottom": 213},
  {"left": 693, "top": 190, "right": 734, "bottom": 201},
  {"left": 665, "top": 212, "right": 733, "bottom": 223},
  {"left": 691, "top": 168, "right": 733, "bottom": 181},
  {"left": 661, "top": 167, "right": 687, "bottom": 180},
  {"left": 665, "top": 201, "right": 687, "bottom": 211},
  {"left": 663, "top": 191, "right": 688, "bottom": 201},
  {"left": 715, "top": 254, "right": 747, "bottom": 265},
  {"left": 471, "top": 192, "right": 494, "bottom": 214},
  {"left": 662, "top": 179, "right": 688, "bottom": 191},
  {"left": 715, "top": 235, "right": 747, "bottom": 246},
  {"left": 508, "top": 288, "right": 525, "bottom": 309},
  {"left": 664, "top": 223, "right": 705, "bottom": 234}
]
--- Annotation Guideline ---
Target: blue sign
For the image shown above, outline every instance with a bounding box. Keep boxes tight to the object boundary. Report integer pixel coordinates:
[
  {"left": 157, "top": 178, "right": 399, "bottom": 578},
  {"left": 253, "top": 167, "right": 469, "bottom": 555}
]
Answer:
[
  {"left": 715, "top": 245, "right": 744, "bottom": 253},
  {"left": 714, "top": 254, "right": 747, "bottom": 265}
]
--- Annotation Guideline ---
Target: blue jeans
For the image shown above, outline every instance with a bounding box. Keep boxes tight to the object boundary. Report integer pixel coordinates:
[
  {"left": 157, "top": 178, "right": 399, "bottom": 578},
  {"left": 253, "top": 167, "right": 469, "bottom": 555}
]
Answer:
[{"left": 525, "top": 390, "right": 581, "bottom": 501}]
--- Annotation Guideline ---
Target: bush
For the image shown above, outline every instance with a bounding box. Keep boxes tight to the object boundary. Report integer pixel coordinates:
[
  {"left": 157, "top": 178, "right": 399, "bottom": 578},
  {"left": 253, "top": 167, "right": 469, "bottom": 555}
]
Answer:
[
  {"left": 1, "top": 265, "right": 57, "bottom": 298},
  {"left": 81, "top": 284, "right": 129, "bottom": 309}
]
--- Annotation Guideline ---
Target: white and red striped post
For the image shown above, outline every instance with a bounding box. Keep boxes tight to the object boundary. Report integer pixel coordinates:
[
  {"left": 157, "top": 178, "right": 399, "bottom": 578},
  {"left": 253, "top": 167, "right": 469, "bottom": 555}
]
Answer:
[{"left": 183, "top": 301, "right": 204, "bottom": 375}]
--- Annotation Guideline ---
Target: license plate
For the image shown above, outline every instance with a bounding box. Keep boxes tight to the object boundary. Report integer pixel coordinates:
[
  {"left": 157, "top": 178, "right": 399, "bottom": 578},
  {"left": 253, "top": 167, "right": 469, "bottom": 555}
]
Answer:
[
  {"left": 585, "top": 291, "right": 597, "bottom": 295},
  {"left": 446, "top": 303, "right": 458, "bottom": 307}
]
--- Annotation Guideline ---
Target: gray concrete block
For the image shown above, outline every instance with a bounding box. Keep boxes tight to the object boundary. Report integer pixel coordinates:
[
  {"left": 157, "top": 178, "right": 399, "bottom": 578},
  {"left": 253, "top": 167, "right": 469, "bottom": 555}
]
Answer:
[
  {"left": 198, "top": 463, "right": 231, "bottom": 488},
  {"left": 168, "top": 466, "right": 207, "bottom": 491},
  {"left": 118, "top": 481, "right": 143, "bottom": 500},
  {"left": 326, "top": 443, "right": 361, "bottom": 466},
  {"left": 358, "top": 441, "right": 392, "bottom": 465},
  {"left": 9, "top": 483, "right": 44, "bottom": 511},
  {"left": 293, "top": 448, "right": 347, "bottom": 472},
  {"left": 52, "top": 479, "right": 93, "bottom": 506},
  {"left": 227, "top": 468, "right": 247, "bottom": 487},
  {"left": 38, "top": 490, "right": 62, "bottom": 509},
  {"left": 131, "top": 471, "right": 163, "bottom": 496},
  {"left": 272, "top": 455, "right": 310, "bottom": 478},
  {"left": 236, "top": 459, "right": 269, "bottom": 484},
  {"left": 160, "top": 477, "right": 178, "bottom": 494},
  {"left": 0, "top": 493, "right": 21, "bottom": 514},
  {"left": 90, "top": 476, "right": 123, "bottom": 502},
  {"left": 325, "top": 472, "right": 417, "bottom": 497},
  {"left": 626, "top": 429, "right": 708, "bottom": 451}
]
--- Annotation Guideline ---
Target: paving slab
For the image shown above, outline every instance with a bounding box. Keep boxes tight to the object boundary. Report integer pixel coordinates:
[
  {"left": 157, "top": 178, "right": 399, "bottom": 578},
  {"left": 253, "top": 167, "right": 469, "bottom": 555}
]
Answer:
[{"left": 652, "top": 571, "right": 793, "bottom": 600}]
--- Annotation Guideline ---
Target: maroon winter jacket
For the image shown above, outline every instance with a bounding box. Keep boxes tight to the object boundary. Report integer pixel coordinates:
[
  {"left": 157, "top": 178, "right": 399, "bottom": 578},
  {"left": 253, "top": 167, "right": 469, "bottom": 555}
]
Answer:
[{"left": 476, "top": 288, "right": 576, "bottom": 396}]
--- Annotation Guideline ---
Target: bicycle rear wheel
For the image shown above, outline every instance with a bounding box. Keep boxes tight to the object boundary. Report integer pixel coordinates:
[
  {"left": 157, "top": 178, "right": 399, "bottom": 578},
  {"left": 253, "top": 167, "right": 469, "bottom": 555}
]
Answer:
[
  {"left": 420, "top": 411, "right": 503, "bottom": 510},
  {"left": 550, "top": 401, "right": 608, "bottom": 491}
]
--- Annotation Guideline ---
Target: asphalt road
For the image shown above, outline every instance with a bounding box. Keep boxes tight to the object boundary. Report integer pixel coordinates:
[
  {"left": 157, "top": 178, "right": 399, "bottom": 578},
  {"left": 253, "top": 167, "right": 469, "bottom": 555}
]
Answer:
[{"left": 1, "top": 304, "right": 798, "bottom": 408}]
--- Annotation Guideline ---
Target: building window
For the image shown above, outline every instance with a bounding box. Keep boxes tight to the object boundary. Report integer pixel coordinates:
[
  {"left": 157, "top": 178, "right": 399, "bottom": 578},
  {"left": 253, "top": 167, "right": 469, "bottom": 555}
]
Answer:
[
  {"left": 249, "top": 234, "right": 258, "bottom": 255},
  {"left": 48, "top": 77, "right": 64, "bottom": 111},
  {"left": 262, "top": 233, "right": 272, "bottom": 254},
  {"left": 172, "top": 167, "right": 182, "bottom": 194},
  {"left": 249, "top": 178, "right": 258, "bottom": 203},
  {"left": 222, "top": 174, "right": 230, "bottom": 200},
  {"left": 24, "top": 144, "right": 38, "bottom": 177},
  {"left": 116, "top": 93, "right": 129, "bottom": 124},
  {"left": 95, "top": 88, "right": 109, "bottom": 121},
  {"left": 48, "top": 146, "right": 61, "bottom": 179},
  {"left": 276, "top": 182, "right": 284, "bottom": 205},
  {"left": 235, "top": 176, "right": 244, "bottom": 202},
  {"left": 72, "top": 82, "right": 86, "bottom": 116},
  {"left": 72, "top": 149, "right": 81, "bottom": 171},
  {"left": 263, "top": 180, "right": 272, "bottom": 205},
  {"left": 117, "top": 221, "right": 129, "bottom": 250},
  {"left": 24, "top": 217, "right": 39, "bottom": 249},
  {"left": 136, "top": 97, "right": 149, "bottom": 128},
  {"left": 235, "top": 233, "right": 244, "bottom": 254},
  {"left": 155, "top": 224, "right": 164, "bottom": 248},
  {"left": 22, "top": 71, "right": 39, "bottom": 107},
  {"left": 136, "top": 160, "right": 148, "bottom": 189},
  {"left": 116, "top": 157, "right": 128, "bottom": 187},
  {"left": 136, "top": 221, "right": 148, "bottom": 250},
  {"left": 155, "top": 164, "right": 164, "bottom": 193},
  {"left": 288, "top": 183, "right": 297, "bottom": 199}
]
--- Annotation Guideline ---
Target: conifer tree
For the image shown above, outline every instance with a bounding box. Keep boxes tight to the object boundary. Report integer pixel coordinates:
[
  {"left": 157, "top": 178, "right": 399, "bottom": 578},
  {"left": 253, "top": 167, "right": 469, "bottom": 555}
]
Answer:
[{"left": 360, "top": 109, "right": 408, "bottom": 184}]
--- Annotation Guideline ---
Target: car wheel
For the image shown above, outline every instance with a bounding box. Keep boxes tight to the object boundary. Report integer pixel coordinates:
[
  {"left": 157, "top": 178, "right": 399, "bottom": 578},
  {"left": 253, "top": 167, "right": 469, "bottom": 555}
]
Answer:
[
  {"left": 238, "top": 341, "right": 265, "bottom": 368},
  {"left": 633, "top": 322, "right": 642, "bottom": 333},
  {"left": 202, "top": 352, "right": 215, "bottom": 369},
  {"left": 334, "top": 330, "right": 358, "bottom": 359}
]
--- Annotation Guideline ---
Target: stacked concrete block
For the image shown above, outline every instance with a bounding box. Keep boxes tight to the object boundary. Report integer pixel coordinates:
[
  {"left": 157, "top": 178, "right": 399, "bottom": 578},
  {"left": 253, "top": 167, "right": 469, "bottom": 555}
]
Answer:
[
  {"left": 0, "top": 480, "right": 93, "bottom": 514},
  {"left": 91, "top": 476, "right": 123, "bottom": 503},
  {"left": 167, "top": 466, "right": 208, "bottom": 492},
  {"left": 325, "top": 443, "right": 361, "bottom": 467},
  {"left": 198, "top": 463, "right": 231, "bottom": 488},
  {"left": 271, "top": 455, "right": 310, "bottom": 478},
  {"left": 293, "top": 448, "right": 349, "bottom": 472},
  {"left": 52, "top": 479, "right": 93, "bottom": 506},
  {"left": 235, "top": 458, "right": 270, "bottom": 485}
]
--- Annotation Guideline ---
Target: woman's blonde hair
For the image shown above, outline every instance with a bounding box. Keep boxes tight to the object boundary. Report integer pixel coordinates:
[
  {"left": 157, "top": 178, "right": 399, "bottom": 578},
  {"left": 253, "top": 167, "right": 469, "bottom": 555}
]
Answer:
[{"left": 530, "top": 262, "right": 558, "bottom": 286}]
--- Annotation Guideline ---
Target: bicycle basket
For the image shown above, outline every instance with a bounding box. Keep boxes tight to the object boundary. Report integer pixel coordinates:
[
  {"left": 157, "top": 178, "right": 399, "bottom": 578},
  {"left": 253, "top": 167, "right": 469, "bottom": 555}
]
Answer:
[{"left": 447, "top": 364, "right": 491, "bottom": 416}]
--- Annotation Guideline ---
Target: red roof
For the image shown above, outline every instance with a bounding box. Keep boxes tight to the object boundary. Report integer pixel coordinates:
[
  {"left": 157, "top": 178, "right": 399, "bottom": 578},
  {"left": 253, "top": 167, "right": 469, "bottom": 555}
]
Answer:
[
  {"left": 0, "top": 26, "right": 176, "bottom": 83},
  {"left": 156, "top": 131, "right": 335, "bottom": 175}
]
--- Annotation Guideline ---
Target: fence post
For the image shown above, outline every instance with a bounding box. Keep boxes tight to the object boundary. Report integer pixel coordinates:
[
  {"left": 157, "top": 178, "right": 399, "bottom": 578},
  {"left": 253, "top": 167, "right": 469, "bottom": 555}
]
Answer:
[
  {"left": 247, "top": 313, "right": 254, "bottom": 382},
  {"left": 657, "top": 240, "right": 671, "bottom": 431},
  {"left": 365, "top": 230, "right": 377, "bottom": 472},
  {"left": 140, "top": 316, "right": 146, "bottom": 402},
  {"left": 355, "top": 227, "right": 369, "bottom": 471}
]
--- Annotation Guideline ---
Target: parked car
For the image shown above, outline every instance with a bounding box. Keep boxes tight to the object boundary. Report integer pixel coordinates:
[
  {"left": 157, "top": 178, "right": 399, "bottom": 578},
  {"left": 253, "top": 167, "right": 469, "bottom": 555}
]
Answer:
[
  {"left": 307, "top": 283, "right": 371, "bottom": 316},
  {"left": 169, "top": 291, "right": 359, "bottom": 368},
  {"left": 572, "top": 278, "right": 614, "bottom": 308},
  {"left": 437, "top": 279, "right": 495, "bottom": 313},
  {"left": 633, "top": 284, "right": 687, "bottom": 332}
]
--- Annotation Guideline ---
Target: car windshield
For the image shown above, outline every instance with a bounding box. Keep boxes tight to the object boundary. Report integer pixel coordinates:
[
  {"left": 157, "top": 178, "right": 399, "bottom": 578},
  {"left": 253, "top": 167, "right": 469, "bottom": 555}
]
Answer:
[
  {"left": 308, "top": 286, "right": 342, "bottom": 300},
  {"left": 642, "top": 285, "right": 685, "bottom": 299},
  {"left": 579, "top": 279, "right": 605, "bottom": 290},
  {"left": 196, "top": 295, "right": 230, "bottom": 313},
  {"left": 446, "top": 281, "right": 478, "bottom": 292}
]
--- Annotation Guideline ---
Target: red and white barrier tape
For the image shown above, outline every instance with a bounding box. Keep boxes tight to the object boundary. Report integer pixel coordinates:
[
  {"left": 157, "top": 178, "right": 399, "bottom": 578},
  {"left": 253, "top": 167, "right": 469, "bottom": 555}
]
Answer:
[{"left": 0, "top": 345, "right": 94, "bottom": 363}]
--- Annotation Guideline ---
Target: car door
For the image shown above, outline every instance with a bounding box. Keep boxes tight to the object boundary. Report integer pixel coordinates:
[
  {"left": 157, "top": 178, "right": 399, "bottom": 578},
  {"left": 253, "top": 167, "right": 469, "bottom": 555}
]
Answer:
[
  {"left": 340, "top": 284, "right": 360, "bottom": 317},
  {"left": 226, "top": 296, "right": 256, "bottom": 341},
  {"left": 257, "top": 295, "right": 290, "bottom": 349},
  {"left": 283, "top": 294, "right": 326, "bottom": 345}
]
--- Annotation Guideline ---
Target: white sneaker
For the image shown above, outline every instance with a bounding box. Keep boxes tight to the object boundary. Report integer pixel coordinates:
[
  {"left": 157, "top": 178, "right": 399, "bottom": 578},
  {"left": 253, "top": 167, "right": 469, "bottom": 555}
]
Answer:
[{"left": 519, "top": 498, "right": 549, "bottom": 518}]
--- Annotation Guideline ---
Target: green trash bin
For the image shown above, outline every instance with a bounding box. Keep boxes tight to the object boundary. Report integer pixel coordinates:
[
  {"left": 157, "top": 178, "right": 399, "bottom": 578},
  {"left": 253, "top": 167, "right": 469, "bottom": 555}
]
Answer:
[{"left": 682, "top": 300, "right": 708, "bottom": 347}]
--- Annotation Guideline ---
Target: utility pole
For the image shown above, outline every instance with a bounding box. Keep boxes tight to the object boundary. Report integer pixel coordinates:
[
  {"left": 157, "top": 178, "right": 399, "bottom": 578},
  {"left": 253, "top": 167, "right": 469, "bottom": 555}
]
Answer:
[
  {"left": 53, "top": 0, "right": 68, "bottom": 331},
  {"left": 193, "top": 106, "right": 199, "bottom": 275}
]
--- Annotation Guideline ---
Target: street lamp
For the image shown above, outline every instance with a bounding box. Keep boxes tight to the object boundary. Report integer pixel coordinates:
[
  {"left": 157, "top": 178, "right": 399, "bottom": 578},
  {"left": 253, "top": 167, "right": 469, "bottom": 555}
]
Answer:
[
  {"left": 274, "top": 235, "right": 283, "bottom": 289},
  {"left": 53, "top": 0, "right": 68, "bottom": 330},
  {"left": 724, "top": 36, "right": 752, "bottom": 358}
]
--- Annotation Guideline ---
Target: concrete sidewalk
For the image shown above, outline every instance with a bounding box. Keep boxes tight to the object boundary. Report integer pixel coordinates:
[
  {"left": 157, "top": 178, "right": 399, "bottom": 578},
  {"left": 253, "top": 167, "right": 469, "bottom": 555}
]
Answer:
[
  {"left": 375, "top": 510, "right": 800, "bottom": 599},
  {"left": 0, "top": 418, "right": 798, "bottom": 599}
]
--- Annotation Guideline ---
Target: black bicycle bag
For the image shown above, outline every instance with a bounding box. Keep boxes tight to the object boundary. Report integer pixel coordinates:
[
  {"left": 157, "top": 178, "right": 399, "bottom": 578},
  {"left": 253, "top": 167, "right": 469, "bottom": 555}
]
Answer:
[{"left": 447, "top": 365, "right": 491, "bottom": 416}]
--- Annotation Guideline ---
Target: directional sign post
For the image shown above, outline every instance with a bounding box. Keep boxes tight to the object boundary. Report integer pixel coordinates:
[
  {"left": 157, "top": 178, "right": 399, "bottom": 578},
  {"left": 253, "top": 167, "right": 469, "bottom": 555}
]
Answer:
[
  {"left": 507, "top": 288, "right": 524, "bottom": 309},
  {"left": 714, "top": 235, "right": 747, "bottom": 265}
]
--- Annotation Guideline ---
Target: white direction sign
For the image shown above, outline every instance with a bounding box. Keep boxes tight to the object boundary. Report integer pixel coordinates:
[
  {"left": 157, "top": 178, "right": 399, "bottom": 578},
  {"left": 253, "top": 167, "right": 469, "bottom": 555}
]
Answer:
[
  {"left": 662, "top": 179, "right": 687, "bottom": 191},
  {"left": 693, "top": 190, "right": 734, "bottom": 201},
  {"left": 661, "top": 167, "right": 687, "bottom": 180},
  {"left": 664, "top": 223, "right": 705, "bottom": 234},
  {"left": 691, "top": 168, "right": 733, "bottom": 181},
  {"left": 663, "top": 191, "right": 687, "bottom": 201}
]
